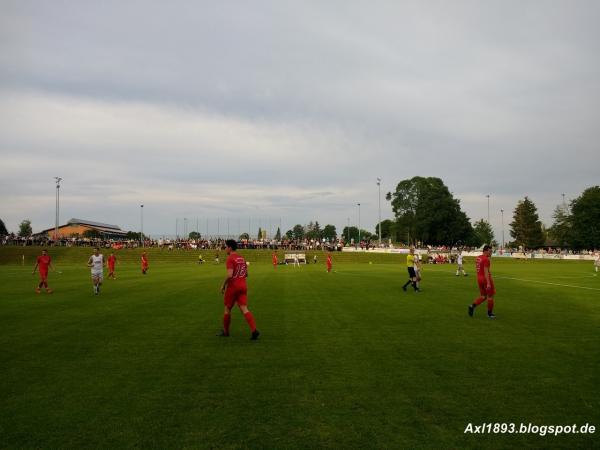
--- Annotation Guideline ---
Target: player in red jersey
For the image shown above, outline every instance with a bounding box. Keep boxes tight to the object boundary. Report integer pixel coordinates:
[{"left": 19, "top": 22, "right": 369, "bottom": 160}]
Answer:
[
  {"left": 468, "top": 245, "right": 496, "bottom": 319},
  {"left": 218, "top": 239, "right": 260, "bottom": 340},
  {"left": 272, "top": 252, "right": 278, "bottom": 269},
  {"left": 141, "top": 251, "right": 149, "bottom": 275},
  {"left": 326, "top": 252, "right": 333, "bottom": 273},
  {"left": 107, "top": 252, "right": 117, "bottom": 279},
  {"left": 32, "top": 249, "right": 54, "bottom": 293}
]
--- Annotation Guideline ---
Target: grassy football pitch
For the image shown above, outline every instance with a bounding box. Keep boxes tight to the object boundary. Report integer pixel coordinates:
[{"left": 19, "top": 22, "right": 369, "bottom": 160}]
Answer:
[{"left": 1, "top": 252, "right": 599, "bottom": 449}]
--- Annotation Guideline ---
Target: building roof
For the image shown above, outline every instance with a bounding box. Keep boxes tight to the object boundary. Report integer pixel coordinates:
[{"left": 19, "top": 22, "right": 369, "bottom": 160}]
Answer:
[
  {"left": 67, "top": 218, "right": 122, "bottom": 230},
  {"left": 35, "top": 219, "right": 127, "bottom": 236}
]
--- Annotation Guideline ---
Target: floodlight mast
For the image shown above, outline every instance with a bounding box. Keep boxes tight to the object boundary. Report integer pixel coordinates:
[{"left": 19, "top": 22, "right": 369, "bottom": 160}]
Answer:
[
  {"left": 500, "top": 209, "right": 505, "bottom": 250},
  {"left": 140, "top": 205, "right": 144, "bottom": 247},
  {"left": 357, "top": 203, "right": 361, "bottom": 246},
  {"left": 54, "top": 177, "right": 62, "bottom": 241},
  {"left": 377, "top": 178, "right": 382, "bottom": 247}
]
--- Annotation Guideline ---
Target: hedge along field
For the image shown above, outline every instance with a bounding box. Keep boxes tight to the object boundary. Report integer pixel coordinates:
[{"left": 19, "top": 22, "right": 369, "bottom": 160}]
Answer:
[{"left": 0, "top": 248, "right": 599, "bottom": 449}]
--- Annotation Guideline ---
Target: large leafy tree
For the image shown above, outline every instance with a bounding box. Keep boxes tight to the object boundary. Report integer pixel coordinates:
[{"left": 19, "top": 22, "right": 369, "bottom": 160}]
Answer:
[
  {"left": 0, "top": 218, "right": 8, "bottom": 236},
  {"left": 188, "top": 231, "right": 201, "bottom": 239},
  {"left": 509, "top": 197, "right": 545, "bottom": 248},
  {"left": 305, "top": 221, "right": 322, "bottom": 240},
  {"left": 377, "top": 219, "right": 394, "bottom": 240},
  {"left": 388, "top": 176, "right": 473, "bottom": 245},
  {"left": 341, "top": 226, "right": 372, "bottom": 242},
  {"left": 292, "top": 224, "right": 305, "bottom": 240},
  {"left": 548, "top": 203, "right": 571, "bottom": 247},
  {"left": 569, "top": 186, "right": 600, "bottom": 250},
  {"left": 18, "top": 219, "right": 32, "bottom": 237},
  {"left": 342, "top": 226, "right": 359, "bottom": 242},
  {"left": 472, "top": 219, "right": 494, "bottom": 247},
  {"left": 322, "top": 224, "right": 337, "bottom": 241}
]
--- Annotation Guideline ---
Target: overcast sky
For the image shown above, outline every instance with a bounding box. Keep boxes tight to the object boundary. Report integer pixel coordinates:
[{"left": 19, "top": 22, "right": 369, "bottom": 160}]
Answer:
[{"left": 1, "top": 0, "right": 598, "bottom": 239}]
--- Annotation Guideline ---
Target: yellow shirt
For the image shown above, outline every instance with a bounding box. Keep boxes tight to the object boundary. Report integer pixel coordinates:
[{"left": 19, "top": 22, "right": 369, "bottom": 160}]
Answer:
[{"left": 407, "top": 254, "right": 415, "bottom": 267}]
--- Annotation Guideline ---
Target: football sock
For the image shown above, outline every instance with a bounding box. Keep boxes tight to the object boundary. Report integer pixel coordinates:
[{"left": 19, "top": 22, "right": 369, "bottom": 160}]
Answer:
[
  {"left": 487, "top": 299, "right": 495, "bottom": 314},
  {"left": 412, "top": 281, "right": 417, "bottom": 290},
  {"left": 402, "top": 280, "right": 411, "bottom": 289},
  {"left": 243, "top": 312, "right": 257, "bottom": 332},
  {"left": 473, "top": 296, "right": 486, "bottom": 306},
  {"left": 38, "top": 282, "right": 44, "bottom": 288},
  {"left": 223, "top": 313, "right": 231, "bottom": 334}
]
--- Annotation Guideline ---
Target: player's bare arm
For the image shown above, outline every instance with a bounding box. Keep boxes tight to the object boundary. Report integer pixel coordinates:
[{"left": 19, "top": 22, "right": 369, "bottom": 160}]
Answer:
[{"left": 221, "top": 268, "right": 234, "bottom": 294}]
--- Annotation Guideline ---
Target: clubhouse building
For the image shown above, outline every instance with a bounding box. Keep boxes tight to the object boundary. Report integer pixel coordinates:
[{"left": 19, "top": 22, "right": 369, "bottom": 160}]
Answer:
[{"left": 36, "top": 218, "right": 128, "bottom": 240}]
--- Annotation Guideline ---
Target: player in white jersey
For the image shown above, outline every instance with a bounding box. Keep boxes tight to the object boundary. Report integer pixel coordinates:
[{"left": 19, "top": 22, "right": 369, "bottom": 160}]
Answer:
[
  {"left": 456, "top": 251, "right": 467, "bottom": 276},
  {"left": 595, "top": 252, "right": 600, "bottom": 274},
  {"left": 414, "top": 253, "right": 422, "bottom": 290},
  {"left": 87, "top": 247, "right": 105, "bottom": 295}
]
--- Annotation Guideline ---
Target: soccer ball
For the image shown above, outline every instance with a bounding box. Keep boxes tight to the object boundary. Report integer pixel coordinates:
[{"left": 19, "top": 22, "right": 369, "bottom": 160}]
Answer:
[{"left": 246, "top": 262, "right": 251, "bottom": 266}]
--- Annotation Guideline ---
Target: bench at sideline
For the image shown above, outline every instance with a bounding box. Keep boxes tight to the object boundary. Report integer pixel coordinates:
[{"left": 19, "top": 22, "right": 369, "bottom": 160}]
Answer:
[{"left": 284, "top": 253, "right": 306, "bottom": 264}]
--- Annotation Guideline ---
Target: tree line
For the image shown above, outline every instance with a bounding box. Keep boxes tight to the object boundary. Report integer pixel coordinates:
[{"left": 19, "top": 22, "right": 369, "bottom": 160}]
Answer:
[
  {"left": 2, "top": 183, "right": 598, "bottom": 249},
  {"left": 383, "top": 177, "right": 599, "bottom": 249}
]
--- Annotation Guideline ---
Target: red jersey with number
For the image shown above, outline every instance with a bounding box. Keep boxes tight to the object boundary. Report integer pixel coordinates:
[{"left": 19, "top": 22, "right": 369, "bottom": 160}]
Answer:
[
  {"left": 475, "top": 254, "right": 491, "bottom": 281},
  {"left": 37, "top": 255, "right": 51, "bottom": 273},
  {"left": 272, "top": 254, "right": 278, "bottom": 265},
  {"left": 226, "top": 252, "right": 247, "bottom": 288},
  {"left": 327, "top": 255, "right": 332, "bottom": 266},
  {"left": 108, "top": 255, "right": 116, "bottom": 268},
  {"left": 141, "top": 255, "right": 148, "bottom": 267}
]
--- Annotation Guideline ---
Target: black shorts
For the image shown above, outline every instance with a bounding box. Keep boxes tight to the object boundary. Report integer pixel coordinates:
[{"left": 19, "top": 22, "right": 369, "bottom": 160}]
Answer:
[{"left": 407, "top": 267, "right": 416, "bottom": 278}]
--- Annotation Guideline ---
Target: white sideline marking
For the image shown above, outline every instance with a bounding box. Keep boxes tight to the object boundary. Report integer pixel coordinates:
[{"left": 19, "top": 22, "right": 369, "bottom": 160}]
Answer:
[{"left": 496, "top": 276, "right": 600, "bottom": 291}]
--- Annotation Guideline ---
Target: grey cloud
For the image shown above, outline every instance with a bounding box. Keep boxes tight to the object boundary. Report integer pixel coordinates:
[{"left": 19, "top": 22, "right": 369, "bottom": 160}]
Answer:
[{"left": 1, "top": 1, "right": 599, "bottom": 237}]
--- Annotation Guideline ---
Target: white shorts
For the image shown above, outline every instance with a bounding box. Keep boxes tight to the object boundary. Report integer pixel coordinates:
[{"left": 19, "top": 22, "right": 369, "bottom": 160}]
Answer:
[{"left": 91, "top": 271, "right": 104, "bottom": 280}]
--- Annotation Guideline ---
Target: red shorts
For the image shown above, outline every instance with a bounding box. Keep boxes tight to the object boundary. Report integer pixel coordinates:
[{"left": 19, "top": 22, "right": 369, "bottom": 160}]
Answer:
[
  {"left": 478, "top": 279, "right": 495, "bottom": 296},
  {"left": 224, "top": 284, "right": 248, "bottom": 309},
  {"left": 108, "top": 265, "right": 115, "bottom": 272},
  {"left": 39, "top": 270, "right": 48, "bottom": 281}
]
